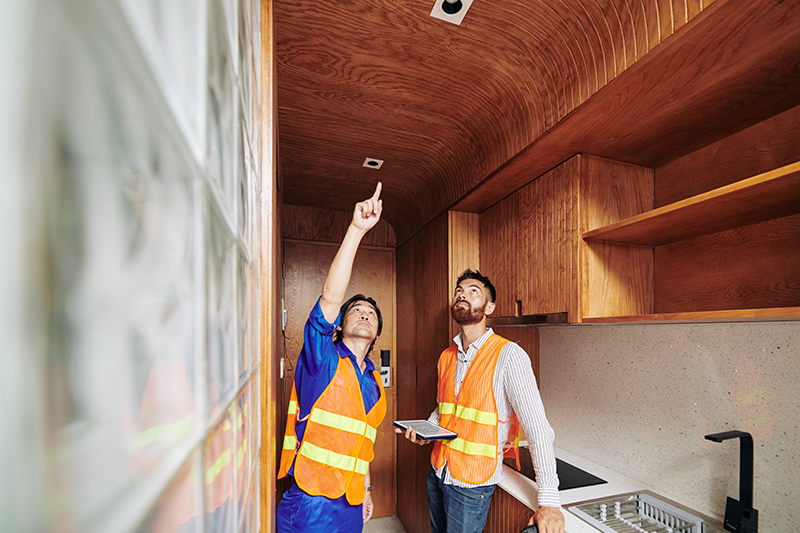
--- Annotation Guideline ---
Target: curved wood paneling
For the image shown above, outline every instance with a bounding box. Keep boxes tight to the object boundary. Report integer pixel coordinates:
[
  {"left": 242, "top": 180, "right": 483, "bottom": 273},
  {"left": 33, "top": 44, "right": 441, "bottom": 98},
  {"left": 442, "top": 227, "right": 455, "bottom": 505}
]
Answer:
[{"left": 275, "top": 0, "right": 800, "bottom": 242}]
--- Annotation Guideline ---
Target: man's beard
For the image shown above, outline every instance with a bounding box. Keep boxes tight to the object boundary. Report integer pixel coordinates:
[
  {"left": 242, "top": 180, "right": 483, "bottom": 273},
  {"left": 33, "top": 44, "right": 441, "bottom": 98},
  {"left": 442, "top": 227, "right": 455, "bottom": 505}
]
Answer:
[{"left": 451, "top": 301, "right": 486, "bottom": 325}]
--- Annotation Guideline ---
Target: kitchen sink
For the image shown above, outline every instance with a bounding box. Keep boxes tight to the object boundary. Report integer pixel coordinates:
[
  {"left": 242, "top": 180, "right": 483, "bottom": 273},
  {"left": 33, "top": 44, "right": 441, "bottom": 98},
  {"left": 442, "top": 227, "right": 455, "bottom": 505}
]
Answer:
[{"left": 568, "top": 491, "right": 725, "bottom": 533}]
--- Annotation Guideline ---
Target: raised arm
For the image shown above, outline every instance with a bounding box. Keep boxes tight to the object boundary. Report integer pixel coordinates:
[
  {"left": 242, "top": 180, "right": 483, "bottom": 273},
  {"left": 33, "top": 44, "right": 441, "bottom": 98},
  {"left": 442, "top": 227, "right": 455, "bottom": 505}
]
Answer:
[{"left": 319, "top": 182, "right": 383, "bottom": 322}]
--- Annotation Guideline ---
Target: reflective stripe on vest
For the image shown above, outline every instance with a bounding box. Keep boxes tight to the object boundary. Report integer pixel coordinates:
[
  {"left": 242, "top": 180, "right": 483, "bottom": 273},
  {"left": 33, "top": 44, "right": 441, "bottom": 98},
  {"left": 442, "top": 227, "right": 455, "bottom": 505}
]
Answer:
[
  {"left": 431, "top": 334, "right": 509, "bottom": 484},
  {"left": 439, "top": 402, "right": 498, "bottom": 426}
]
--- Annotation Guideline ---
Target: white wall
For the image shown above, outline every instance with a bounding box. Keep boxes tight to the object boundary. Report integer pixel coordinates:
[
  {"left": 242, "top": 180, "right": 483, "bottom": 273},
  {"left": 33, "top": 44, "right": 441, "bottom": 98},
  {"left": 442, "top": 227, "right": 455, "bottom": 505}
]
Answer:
[{"left": 540, "top": 322, "right": 800, "bottom": 533}]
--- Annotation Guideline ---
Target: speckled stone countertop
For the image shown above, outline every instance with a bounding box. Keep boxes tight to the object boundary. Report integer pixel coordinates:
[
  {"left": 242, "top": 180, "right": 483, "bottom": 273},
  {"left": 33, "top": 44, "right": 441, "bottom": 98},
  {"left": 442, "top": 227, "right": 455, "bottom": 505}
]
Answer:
[{"left": 499, "top": 447, "right": 723, "bottom": 533}]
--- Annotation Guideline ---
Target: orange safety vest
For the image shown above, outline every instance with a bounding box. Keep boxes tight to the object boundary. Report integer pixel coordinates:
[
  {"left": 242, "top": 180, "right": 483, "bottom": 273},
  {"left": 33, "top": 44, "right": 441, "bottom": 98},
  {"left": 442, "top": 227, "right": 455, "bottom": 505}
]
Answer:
[
  {"left": 431, "top": 334, "right": 517, "bottom": 484},
  {"left": 278, "top": 356, "right": 386, "bottom": 505}
]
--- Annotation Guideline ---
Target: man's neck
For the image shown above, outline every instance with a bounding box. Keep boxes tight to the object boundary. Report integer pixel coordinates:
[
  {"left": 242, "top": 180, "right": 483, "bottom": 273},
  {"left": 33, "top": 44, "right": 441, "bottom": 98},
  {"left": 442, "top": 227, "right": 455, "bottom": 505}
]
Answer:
[
  {"left": 459, "top": 320, "right": 489, "bottom": 349},
  {"left": 342, "top": 338, "right": 371, "bottom": 371}
]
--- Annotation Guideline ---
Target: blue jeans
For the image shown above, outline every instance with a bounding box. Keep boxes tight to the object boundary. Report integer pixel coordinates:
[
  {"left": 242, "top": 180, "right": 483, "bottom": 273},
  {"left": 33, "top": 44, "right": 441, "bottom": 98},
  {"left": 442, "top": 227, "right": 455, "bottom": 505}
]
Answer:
[{"left": 427, "top": 467, "right": 496, "bottom": 533}]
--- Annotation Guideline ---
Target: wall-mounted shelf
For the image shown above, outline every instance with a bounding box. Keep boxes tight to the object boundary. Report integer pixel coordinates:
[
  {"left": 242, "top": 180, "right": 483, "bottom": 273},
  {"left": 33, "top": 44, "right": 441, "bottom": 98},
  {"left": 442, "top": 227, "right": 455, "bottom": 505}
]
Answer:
[
  {"left": 487, "top": 313, "right": 569, "bottom": 327},
  {"left": 582, "top": 307, "right": 800, "bottom": 324},
  {"left": 582, "top": 161, "right": 800, "bottom": 246}
]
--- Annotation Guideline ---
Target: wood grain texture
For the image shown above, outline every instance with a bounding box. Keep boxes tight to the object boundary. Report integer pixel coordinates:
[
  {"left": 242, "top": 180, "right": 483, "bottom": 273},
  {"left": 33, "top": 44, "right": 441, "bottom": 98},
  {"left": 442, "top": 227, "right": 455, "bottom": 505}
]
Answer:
[
  {"left": 654, "top": 214, "right": 800, "bottom": 313},
  {"left": 396, "top": 214, "right": 450, "bottom": 533},
  {"left": 578, "top": 156, "right": 654, "bottom": 320},
  {"left": 454, "top": 0, "right": 800, "bottom": 217},
  {"left": 448, "top": 211, "right": 480, "bottom": 339},
  {"left": 581, "top": 306, "right": 800, "bottom": 323},
  {"left": 483, "top": 486, "right": 535, "bottom": 533},
  {"left": 259, "top": 0, "right": 278, "bottom": 530},
  {"left": 655, "top": 103, "right": 800, "bottom": 206},
  {"left": 480, "top": 155, "right": 578, "bottom": 320},
  {"left": 583, "top": 161, "right": 800, "bottom": 246},
  {"left": 273, "top": 0, "right": 754, "bottom": 242},
  {"left": 281, "top": 241, "right": 396, "bottom": 517},
  {"left": 282, "top": 204, "right": 396, "bottom": 247}
]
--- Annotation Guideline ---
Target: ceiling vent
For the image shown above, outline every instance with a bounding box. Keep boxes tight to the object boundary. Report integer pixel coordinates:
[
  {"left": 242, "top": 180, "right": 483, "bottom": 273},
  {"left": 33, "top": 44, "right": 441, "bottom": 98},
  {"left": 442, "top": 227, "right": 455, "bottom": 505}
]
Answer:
[
  {"left": 430, "top": 0, "right": 474, "bottom": 25},
  {"left": 363, "top": 158, "right": 384, "bottom": 169}
]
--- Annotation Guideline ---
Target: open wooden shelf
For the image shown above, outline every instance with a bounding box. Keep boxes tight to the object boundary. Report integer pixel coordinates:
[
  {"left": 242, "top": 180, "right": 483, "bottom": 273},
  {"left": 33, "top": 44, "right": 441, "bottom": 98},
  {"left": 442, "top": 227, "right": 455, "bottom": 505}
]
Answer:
[
  {"left": 582, "top": 307, "right": 800, "bottom": 324},
  {"left": 582, "top": 161, "right": 800, "bottom": 246}
]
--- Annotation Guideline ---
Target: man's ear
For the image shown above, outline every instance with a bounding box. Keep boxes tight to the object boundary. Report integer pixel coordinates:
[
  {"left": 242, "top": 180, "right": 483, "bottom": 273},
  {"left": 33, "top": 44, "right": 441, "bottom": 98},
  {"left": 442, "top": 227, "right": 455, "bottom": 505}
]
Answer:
[{"left": 485, "top": 301, "right": 496, "bottom": 316}]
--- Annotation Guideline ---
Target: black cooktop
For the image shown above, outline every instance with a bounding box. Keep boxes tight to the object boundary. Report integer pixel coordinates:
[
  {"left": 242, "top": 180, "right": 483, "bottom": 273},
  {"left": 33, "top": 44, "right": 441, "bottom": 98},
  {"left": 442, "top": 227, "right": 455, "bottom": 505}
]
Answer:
[{"left": 503, "top": 452, "right": 607, "bottom": 491}]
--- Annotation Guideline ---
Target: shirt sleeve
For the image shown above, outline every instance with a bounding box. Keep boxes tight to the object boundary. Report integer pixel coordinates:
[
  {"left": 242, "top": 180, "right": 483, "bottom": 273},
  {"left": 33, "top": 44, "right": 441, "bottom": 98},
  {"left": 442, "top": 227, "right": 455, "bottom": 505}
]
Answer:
[
  {"left": 503, "top": 343, "right": 561, "bottom": 509},
  {"left": 300, "top": 297, "right": 340, "bottom": 376}
]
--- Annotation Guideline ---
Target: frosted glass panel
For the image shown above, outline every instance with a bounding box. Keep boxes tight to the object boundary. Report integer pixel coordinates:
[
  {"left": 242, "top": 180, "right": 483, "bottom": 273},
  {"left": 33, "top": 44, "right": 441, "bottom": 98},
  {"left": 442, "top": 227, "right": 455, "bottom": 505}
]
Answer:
[
  {"left": 28, "top": 4, "right": 200, "bottom": 526},
  {"left": 137, "top": 453, "right": 202, "bottom": 533},
  {"left": 207, "top": 205, "right": 236, "bottom": 418},
  {"left": 118, "top": 0, "right": 205, "bottom": 144},
  {"left": 204, "top": 409, "right": 236, "bottom": 532},
  {"left": 2, "top": 0, "right": 262, "bottom": 530},
  {"left": 235, "top": 384, "right": 252, "bottom": 524},
  {"left": 238, "top": 254, "right": 253, "bottom": 380},
  {"left": 207, "top": 0, "right": 237, "bottom": 213}
]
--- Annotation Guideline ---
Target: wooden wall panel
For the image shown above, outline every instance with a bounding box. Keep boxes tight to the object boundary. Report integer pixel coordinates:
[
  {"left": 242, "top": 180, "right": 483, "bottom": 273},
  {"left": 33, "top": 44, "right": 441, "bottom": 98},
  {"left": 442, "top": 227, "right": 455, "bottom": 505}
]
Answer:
[
  {"left": 259, "top": 0, "right": 278, "bottom": 530},
  {"left": 282, "top": 204, "right": 396, "bottom": 247},
  {"left": 481, "top": 194, "right": 520, "bottom": 317},
  {"left": 578, "top": 156, "right": 655, "bottom": 320},
  {"left": 655, "top": 103, "right": 800, "bottom": 207},
  {"left": 396, "top": 214, "right": 450, "bottom": 533},
  {"left": 483, "top": 487, "right": 535, "bottom": 533},
  {"left": 654, "top": 214, "right": 800, "bottom": 313},
  {"left": 449, "top": 211, "right": 480, "bottom": 339}
]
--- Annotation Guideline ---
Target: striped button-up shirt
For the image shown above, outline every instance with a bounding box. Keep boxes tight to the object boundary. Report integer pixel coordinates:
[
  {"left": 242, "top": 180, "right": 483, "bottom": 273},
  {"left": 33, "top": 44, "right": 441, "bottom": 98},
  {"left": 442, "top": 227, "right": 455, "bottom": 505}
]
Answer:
[{"left": 428, "top": 328, "right": 561, "bottom": 509}]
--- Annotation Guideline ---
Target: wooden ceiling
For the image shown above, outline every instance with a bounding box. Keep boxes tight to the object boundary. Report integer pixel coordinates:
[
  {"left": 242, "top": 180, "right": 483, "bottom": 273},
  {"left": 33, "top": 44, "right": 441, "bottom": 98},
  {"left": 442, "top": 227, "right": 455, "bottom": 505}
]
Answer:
[{"left": 274, "top": 0, "right": 800, "bottom": 244}]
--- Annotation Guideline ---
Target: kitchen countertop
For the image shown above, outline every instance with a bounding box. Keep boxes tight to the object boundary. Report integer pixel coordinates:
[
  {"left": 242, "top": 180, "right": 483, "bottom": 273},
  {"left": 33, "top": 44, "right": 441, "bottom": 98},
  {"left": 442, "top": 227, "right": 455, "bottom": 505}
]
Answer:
[{"left": 499, "top": 447, "right": 722, "bottom": 533}]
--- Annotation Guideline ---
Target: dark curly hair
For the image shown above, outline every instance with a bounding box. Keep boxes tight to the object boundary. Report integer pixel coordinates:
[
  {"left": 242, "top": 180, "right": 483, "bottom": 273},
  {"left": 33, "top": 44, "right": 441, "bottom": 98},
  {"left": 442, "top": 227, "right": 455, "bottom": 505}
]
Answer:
[{"left": 456, "top": 269, "right": 496, "bottom": 303}]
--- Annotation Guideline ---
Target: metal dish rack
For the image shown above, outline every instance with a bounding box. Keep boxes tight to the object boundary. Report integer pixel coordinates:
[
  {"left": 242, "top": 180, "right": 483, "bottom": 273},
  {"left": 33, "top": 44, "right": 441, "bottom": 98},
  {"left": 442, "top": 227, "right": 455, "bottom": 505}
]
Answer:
[{"left": 569, "top": 493, "right": 705, "bottom": 533}]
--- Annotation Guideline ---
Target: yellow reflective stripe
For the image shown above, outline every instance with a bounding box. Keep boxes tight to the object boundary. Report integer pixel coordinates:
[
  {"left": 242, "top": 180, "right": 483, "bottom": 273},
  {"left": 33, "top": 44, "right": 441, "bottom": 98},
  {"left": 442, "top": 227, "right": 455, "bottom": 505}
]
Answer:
[
  {"left": 355, "top": 458, "right": 369, "bottom": 475},
  {"left": 448, "top": 438, "right": 496, "bottom": 459},
  {"left": 129, "top": 413, "right": 194, "bottom": 451},
  {"left": 454, "top": 405, "right": 497, "bottom": 426},
  {"left": 365, "top": 424, "right": 377, "bottom": 442},
  {"left": 310, "top": 409, "right": 367, "bottom": 436},
  {"left": 439, "top": 402, "right": 455, "bottom": 415},
  {"left": 205, "top": 448, "right": 233, "bottom": 484},
  {"left": 288, "top": 401, "right": 298, "bottom": 416},
  {"left": 283, "top": 435, "right": 297, "bottom": 451},
  {"left": 300, "top": 441, "right": 356, "bottom": 472}
]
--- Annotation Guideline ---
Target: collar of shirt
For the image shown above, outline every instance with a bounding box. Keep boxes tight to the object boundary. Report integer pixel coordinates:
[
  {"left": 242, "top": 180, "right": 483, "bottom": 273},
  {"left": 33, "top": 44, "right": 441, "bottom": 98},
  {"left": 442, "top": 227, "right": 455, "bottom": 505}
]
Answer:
[
  {"left": 335, "top": 341, "right": 377, "bottom": 373},
  {"left": 453, "top": 328, "right": 494, "bottom": 362}
]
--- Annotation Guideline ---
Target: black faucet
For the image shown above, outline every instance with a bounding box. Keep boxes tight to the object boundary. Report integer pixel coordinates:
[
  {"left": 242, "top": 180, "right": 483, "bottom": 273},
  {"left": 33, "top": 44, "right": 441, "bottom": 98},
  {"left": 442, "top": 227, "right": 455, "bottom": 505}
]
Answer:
[{"left": 705, "top": 431, "right": 758, "bottom": 533}]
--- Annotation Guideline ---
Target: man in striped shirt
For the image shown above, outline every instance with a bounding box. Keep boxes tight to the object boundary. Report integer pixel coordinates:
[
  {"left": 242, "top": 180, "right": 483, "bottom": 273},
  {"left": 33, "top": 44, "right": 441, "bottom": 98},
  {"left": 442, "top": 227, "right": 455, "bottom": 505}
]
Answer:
[{"left": 398, "top": 269, "right": 565, "bottom": 533}]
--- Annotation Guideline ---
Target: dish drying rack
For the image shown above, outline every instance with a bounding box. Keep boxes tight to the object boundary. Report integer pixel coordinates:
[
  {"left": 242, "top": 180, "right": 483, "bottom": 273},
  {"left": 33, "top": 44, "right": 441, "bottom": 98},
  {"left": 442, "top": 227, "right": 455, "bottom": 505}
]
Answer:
[{"left": 568, "top": 493, "right": 705, "bottom": 533}]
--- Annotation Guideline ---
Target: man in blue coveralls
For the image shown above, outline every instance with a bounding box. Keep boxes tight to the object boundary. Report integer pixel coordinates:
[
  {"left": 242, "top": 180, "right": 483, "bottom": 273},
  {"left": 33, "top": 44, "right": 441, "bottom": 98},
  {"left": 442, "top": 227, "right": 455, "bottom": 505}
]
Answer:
[{"left": 277, "top": 183, "right": 387, "bottom": 532}]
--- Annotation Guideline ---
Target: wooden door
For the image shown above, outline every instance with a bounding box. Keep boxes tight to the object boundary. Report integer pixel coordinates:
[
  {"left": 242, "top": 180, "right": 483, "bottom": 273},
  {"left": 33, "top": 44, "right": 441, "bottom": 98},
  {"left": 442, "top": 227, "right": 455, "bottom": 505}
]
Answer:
[{"left": 280, "top": 240, "right": 396, "bottom": 517}]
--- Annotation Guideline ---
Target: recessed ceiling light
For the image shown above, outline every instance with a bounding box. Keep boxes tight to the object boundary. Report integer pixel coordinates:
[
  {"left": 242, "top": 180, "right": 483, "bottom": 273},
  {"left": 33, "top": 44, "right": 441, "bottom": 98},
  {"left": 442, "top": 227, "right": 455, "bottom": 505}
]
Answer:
[
  {"left": 431, "top": 0, "right": 473, "bottom": 25},
  {"left": 363, "top": 158, "right": 384, "bottom": 169}
]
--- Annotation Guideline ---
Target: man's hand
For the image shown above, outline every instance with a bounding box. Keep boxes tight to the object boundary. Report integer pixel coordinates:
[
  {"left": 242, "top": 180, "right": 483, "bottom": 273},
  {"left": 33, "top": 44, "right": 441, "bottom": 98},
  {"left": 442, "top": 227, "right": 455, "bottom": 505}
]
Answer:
[
  {"left": 362, "top": 490, "right": 374, "bottom": 523},
  {"left": 395, "top": 426, "right": 432, "bottom": 446},
  {"left": 352, "top": 182, "right": 383, "bottom": 233},
  {"left": 527, "top": 506, "right": 564, "bottom": 533}
]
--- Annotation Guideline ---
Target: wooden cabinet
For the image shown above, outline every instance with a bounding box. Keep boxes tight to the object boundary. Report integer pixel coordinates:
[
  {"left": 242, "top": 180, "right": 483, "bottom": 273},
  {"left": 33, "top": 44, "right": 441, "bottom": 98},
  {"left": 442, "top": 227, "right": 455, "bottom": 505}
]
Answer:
[
  {"left": 583, "top": 161, "right": 800, "bottom": 323},
  {"left": 478, "top": 151, "right": 800, "bottom": 324}
]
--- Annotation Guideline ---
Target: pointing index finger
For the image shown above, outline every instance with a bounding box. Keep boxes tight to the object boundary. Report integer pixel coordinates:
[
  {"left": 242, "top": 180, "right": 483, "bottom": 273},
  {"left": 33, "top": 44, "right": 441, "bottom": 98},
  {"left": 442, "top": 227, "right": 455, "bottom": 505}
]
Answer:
[{"left": 372, "top": 182, "right": 382, "bottom": 202}]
